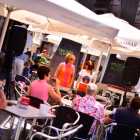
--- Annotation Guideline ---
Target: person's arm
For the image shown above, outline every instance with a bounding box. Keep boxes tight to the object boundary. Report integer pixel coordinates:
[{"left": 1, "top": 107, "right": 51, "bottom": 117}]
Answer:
[
  {"left": 26, "top": 85, "right": 31, "bottom": 96},
  {"left": 48, "top": 79, "right": 61, "bottom": 102},
  {"left": 105, "top": 116, "right": 113, "bottom": 124},
  {"left": 105, "top": 108, "right": 116, "bottom": 124},
  {"left": 29, "top": 58, "right": 34, "bottom": 65},
  {"left": 68, "top": 67, "right": 75, "bottom": 88},
  {"left": 54, "top": 64, "right": 62, "bottom": 78},
  {"left": 74, "top": 75, "right": 82, "bottom": 90},
  {"left": 0, "top": 89, "right": 7, "bottom": 109}
]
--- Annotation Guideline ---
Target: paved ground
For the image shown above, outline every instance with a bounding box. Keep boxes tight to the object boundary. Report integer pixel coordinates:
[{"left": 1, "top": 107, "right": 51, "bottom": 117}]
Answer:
[{"left": 0, "top": 110, "right": 31, "bottom": 140}]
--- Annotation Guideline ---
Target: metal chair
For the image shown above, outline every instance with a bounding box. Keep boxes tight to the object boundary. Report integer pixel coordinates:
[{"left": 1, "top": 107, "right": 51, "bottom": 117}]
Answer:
[
  {"left": 29, "top": 124, "right": 83, "bottom": 140},
  {"left": 10, "top": 95, "right": 50, "bottom": 140},
  {"left": 24, "top": 95, "right": 51, "bottom": 133},
  {"left": 27, "top": 105, "right": 80, "bottom": 139},
  {"left": 14, "top": 74, "right": 31, "bottom": 98},
  {"left": 73, "top": 111, "right": 96, "bottom": 140},
  {"left": 105, "top": 123, "right": 138, "bottom": 140},
  {"left": 14, "top": 74, "right": 31, "bottom": 85}
]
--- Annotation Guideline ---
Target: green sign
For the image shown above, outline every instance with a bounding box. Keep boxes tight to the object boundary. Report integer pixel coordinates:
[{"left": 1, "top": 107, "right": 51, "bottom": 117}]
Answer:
[
  {"left": 110, "top": 63, "right": 123, "bottom": 72},
  {"left": 58, "top": 48, "right": 73, "bottom": 55}
]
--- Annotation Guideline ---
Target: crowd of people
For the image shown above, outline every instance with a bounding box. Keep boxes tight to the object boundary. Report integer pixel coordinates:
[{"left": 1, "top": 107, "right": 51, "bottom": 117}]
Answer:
[{"left": 0, "top": 46, "right": 140, "bottom": 140}]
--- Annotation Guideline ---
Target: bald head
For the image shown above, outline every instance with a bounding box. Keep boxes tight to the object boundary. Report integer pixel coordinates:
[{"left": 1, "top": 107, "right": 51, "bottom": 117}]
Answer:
[{"left": 86, "top": 83, "right": 97, "bottom": 96}]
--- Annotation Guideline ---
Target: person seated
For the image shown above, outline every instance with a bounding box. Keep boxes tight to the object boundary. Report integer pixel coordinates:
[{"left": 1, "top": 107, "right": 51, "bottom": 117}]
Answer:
[
  {"left": 0, "top": 82, "right": 6, "bottom": 109},
  {"left": 26, "top": 66, "right": 61, "bottom": 102},
  {"left": 72, "top": 83, "right": 105, "bottom": 135},
  {"left": 105, "top": 97, "right": 140, "bottom": 140},
  {"left": 34, "top": 55, "right": 46, "bottom": 66},
  {"left": 54, "top": 53, "right": 75, "bottom": 88}
]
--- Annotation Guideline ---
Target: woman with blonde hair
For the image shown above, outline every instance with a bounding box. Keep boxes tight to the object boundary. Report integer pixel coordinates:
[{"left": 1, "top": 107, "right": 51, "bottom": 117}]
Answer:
[
  {"left": 54, "top": 53, "right": 75, "bottom": 88},
  {"left": 74, "top": 60, "right": 95, "bottom": 92}
]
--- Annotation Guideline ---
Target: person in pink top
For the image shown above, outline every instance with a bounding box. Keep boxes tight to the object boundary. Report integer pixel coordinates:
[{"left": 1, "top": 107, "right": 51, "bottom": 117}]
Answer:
[{"left": 26, "top": 66, "right": 61, "bottom": 102}]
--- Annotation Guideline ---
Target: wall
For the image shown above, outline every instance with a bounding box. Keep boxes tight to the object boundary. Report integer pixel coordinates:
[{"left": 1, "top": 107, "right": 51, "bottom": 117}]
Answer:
[{"left": 111, "top": 0, "right": 140, "bottom": 29}]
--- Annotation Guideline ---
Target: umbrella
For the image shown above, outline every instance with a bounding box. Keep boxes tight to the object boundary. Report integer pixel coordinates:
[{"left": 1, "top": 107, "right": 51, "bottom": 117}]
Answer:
[
  {"left": 0, "top": 0, "right": 116, "bottom": 85},
  {"left": 0, "top": 0, "right": 140, "bottom": 83},
  {"left": 0, "top": 0, "right": 120, "bottom": 51},
  {"left": 99, "top": 14, "right": 140, "bottom": 56},
  {"left": 46, "top": 35, "right": 62, "bottom": 45},
  {"left": 28, "top": 13, "right": 140, "bottom": 82}
]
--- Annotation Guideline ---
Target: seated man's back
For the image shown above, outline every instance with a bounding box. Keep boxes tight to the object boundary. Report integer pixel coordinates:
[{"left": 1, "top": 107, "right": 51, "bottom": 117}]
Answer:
[
  {"left": 72, "top": 83, "right": 105, "bottom": 135},
  {"left": 105, "top": 97, "right": 140, "bottom": 140},
  {"left": 110, "top": 107, "right": 140, "bottom": 129}
]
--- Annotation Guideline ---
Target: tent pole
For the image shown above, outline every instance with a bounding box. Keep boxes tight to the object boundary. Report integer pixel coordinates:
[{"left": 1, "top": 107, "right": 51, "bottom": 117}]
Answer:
[
  {"left": 99, "top": 47, "right": 110, "bottom": 83},
  {"left": 81, "top": 49, "right": 88, "bottom": 70},
  {"left": 0, "top": 8, "right": 12, "bottom": 52},
  {"left": 93, "top": 43, "right": 105, "bottom": 84}
]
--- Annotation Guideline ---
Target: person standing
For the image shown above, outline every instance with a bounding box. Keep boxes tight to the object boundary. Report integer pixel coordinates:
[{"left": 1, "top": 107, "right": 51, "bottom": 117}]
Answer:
[
  {"left": 22, "top": 62, "right": 31, "bottom": 79},
  {"left": 41, "top": 49, "right": 47, "bottom": 59},
  {"left": 54, "top": 53, "right": 75, "bottom": 88},
  {"left": 32, "top": 47, "right": 42, "bottom": 61},
  {"left": 74, "top": 60, "right": 95, "bottom": 92},
  {"left": 11, "top": 51, "right": 34, "bottom": 81},
  {"left": 96, "top": 65, "right": 103, "bottom": 83}
]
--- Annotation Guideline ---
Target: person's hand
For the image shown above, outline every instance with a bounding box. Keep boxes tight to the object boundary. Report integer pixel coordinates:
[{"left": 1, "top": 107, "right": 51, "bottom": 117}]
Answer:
[{"left": 55, "top": 78, "right": 60, "bottom": 87}]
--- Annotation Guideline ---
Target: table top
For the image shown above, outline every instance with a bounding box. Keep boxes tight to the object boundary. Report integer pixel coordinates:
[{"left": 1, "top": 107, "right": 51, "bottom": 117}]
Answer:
[
  {"left": 7, "top": 100, "right": 17, "bottom": 105},
  {"left": 5, "top": 101, "right": 55, "bottom": 119},
  {"left": 105, "top": 110, "right": 112, "bottom": 115}
]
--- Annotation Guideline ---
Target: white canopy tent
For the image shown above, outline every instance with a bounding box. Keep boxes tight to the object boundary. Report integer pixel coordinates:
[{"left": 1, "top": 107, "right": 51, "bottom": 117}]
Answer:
[
  {"left": 116, "top": 54, "right": 140, "bottom": 61},
  {"left": 28, "top": 13, "right": 140, "bottom": 82},
  {"left": 0, "top": 0, "right": 119, "bottom": 84},
  {"left": 46, "top": 34, "right": 107, "bottom": 56},
  {"left": 0, "top": 0, "right": 140, "bottom": 82},
  {"left": 0, "top": 0, "right": 120, "bottom": 51}
]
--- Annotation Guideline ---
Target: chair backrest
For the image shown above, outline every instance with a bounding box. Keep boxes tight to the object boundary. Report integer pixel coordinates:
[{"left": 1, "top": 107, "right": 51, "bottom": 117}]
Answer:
[
  {"left": 14, "top": 74, "right": 31, "bottom": 85},
  {"left": 74, "top": 111, "right": 95, "bottom": 139},
  {"left": 52, "top": 106, "right": 77, "bottom": 129},
  {"left": 26, "top": 95, "right": 44, "bottom": 109},
  {"left": 14, "top": 83, "right": 26, "bottom": 97},
  {"left": 107, "top": 123, "right": 137, "bottom": 140}
]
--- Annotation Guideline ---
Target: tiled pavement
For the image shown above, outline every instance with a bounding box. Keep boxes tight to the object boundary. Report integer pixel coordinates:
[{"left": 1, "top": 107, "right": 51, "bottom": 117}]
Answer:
[{"left": 0, "top": 110, "right": 31, "bottom": 140}]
